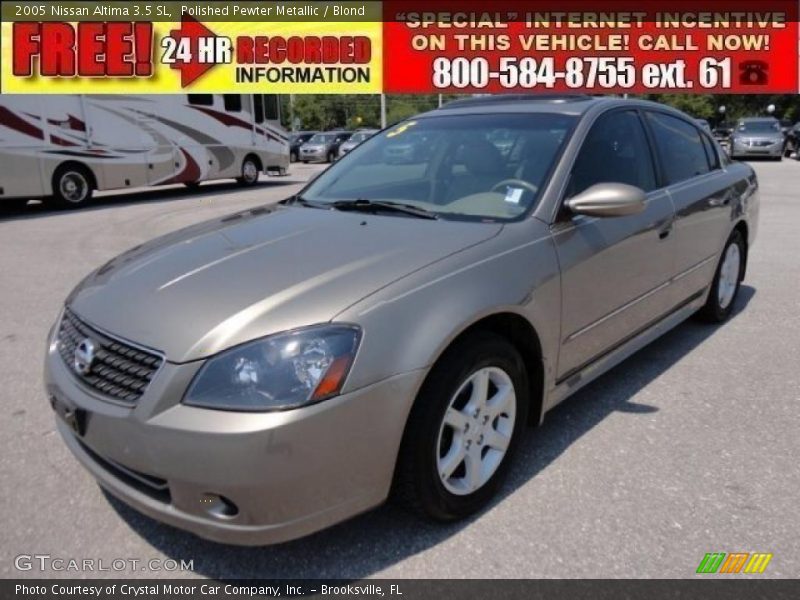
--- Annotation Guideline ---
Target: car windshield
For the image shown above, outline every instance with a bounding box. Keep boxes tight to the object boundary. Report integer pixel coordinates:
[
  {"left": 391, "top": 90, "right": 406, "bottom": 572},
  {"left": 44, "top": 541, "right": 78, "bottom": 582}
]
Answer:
[
  {"left": 309, "top": 134, "right": 334, "bottom": 143},
  {"left": 738, "top": 121, "right": 780, "bottom": 133},
  {"left": 349, "top": 132, "right": 372, "bottom": 143},
  {"left": 300, "top": 113, "right": 576, "bottom": 222}
]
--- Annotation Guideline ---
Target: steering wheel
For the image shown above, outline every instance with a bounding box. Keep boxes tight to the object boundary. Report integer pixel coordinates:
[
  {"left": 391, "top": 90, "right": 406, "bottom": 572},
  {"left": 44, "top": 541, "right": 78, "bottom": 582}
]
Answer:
[{"left": 491, "top": 179, "right": 538, "bottom": 196}]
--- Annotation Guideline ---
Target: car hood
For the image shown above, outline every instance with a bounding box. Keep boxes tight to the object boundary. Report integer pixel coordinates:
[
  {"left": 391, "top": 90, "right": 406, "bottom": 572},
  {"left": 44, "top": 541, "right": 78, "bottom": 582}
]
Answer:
[{"left": 68, "top": 206, "right": 502, "bottom": 362}]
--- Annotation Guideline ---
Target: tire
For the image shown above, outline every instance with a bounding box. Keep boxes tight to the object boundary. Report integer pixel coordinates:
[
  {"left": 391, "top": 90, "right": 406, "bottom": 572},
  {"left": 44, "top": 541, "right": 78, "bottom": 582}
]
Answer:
[
  {"left": 698, "top": 229, "right": 745, "bottom": 323},
  {"left": 47, "top": 165, "right": 93, "bottom": 209},
  {"left": 236, "top": 156, "right": 260, "bottom": 186},
  {"left": 327, "top": 151, "right": 335, "bottom": 163},
  {"left": 302, "top": 160, "right": 309, "bottom": 164},
  {"left": 394, "top": 332, "right": 529, "bottom": 521}
]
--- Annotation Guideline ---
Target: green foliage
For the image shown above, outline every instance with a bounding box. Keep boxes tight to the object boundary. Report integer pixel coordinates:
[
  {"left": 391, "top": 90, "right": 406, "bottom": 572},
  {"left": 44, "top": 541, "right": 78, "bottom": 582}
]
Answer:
[{"left": 640, "top": 94, "right": 800, "bottom": 124}]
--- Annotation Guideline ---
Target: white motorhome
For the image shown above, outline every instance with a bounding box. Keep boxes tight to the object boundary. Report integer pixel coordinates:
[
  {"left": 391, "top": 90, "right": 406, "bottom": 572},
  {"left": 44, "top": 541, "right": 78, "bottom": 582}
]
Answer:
[{"left": 0, "top": 94, "right": 289, "bottom": 208}]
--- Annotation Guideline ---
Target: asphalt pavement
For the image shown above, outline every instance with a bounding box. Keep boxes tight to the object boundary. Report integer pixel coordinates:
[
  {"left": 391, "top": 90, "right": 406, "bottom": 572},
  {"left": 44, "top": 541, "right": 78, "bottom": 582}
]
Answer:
[{"left": 0, "top": 159, "right": 798, "bottom": 579}]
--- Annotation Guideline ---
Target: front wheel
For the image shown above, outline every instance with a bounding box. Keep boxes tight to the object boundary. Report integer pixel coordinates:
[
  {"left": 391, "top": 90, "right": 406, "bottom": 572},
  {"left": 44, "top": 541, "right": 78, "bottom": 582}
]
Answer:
[
  {"left": 236, "top": 157, "right": 260, "bottom": 186},
  {"left": 698, "top": 229, "right": 745, "bottom": 323},
  {"left": 47, "top": 166, "right": 93, "bottom": 209},
  {"left": 394, "top": 332, "right": 529, "bottom": 521}
]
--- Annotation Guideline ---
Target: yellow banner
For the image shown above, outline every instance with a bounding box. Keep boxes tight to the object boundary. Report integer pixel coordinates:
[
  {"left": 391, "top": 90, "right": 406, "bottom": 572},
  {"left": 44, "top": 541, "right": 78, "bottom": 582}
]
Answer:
[{"left": 1, "top": 20, "right": 382, "bottom": 94}]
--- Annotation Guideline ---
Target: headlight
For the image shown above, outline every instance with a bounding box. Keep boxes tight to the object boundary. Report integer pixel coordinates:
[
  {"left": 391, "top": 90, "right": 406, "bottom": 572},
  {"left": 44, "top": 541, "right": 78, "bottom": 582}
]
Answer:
[{"left": 183, "top": 325, "right": 361, "bottom": 412}]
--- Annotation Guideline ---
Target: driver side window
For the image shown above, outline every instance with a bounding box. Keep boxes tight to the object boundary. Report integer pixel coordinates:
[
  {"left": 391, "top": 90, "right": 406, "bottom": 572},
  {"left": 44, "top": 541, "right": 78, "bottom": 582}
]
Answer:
[{"left": 567, "top": 110, "right": 657, "bottom": 198}]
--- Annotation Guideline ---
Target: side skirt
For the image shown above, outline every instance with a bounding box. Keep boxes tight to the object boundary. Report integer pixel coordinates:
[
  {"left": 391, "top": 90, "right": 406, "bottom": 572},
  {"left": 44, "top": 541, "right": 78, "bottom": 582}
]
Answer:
[{"left": 544, "top": 290, "right": 706, "bottom": 412}]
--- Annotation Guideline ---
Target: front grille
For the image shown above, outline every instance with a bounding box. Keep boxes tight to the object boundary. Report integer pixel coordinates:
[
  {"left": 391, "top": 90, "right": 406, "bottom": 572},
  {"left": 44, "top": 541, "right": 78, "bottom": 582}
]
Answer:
[{"left": 57, "top": 308, "right": 164, "bottom": 404}]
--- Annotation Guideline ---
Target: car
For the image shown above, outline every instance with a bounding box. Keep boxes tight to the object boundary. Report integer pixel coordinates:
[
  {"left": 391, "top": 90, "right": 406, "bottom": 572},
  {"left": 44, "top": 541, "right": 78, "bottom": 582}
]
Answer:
[
  {"left": 695, "top": 118, "right": 712, "bottom": 132},
  {"left": 729, "top": 117, "right": 785, "bottom": 161},
  {"left": 45, "top": 95, "right": 758, "bottom": 546},
  {"left": 289, "top": 131, "right": 317, "bottom": 162},
  {"left": 782, "top": 122, "right": 800, "bottom": 158},
  {"left": 337, "top": 129, "right": 378, "bottom": 158},
  {"left": 299, "top": 131, "right": 353, "bottom": 163}
]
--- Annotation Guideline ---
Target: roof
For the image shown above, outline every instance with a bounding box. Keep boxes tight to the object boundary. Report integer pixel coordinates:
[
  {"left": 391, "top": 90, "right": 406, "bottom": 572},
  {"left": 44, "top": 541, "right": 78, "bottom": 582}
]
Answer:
[{"left": 422, "top": 94, "right": 686, "bottom": 120}]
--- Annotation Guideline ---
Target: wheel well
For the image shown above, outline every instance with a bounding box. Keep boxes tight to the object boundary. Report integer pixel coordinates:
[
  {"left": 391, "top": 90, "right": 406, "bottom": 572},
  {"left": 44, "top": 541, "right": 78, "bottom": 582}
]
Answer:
[
  {"left": 53, "top": 161, "right": 96, "bottom": 191},
  {"left": 733, "top": 220, "right": 749, "bottom": 280},
  {"left": 447, "top": 313, "right": 545, "bottom": 426},
  {"left": 244, "top": 153, "right": 263, "bottom": 172}
]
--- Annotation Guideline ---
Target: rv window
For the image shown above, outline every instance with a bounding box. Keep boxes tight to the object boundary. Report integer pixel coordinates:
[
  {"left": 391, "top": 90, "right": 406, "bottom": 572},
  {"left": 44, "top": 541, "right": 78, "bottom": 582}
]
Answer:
[
  {"left": 253, "top": 95, "right": 264, "bottom": 123},
  {"left": 188, "top": 94, "right": 214, "bottom": 106},
  {"left": 223, "top": 95, "right": 242, "bottom": 112},
  {"left": 264, "top": 95, "right": 280, "bottom": 121}
]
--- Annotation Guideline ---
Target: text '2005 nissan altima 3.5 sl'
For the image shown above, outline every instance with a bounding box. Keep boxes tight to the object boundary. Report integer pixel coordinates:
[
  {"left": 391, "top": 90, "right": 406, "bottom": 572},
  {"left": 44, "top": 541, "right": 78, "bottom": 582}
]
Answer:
[{"left": 45, "top": 95, "right": 759, "bottom": 545}]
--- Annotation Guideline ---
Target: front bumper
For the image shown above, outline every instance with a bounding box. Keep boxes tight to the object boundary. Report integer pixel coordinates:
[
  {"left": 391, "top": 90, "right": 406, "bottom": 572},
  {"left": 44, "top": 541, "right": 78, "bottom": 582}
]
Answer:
[
  {"left": 45, "top": 338, "right": 424, "bottom": 545},
  {"left": 731, "top": 140, "right": 784, "bottom": 157},
  {"left": 299, "top": 148, "right": 328, "bottom": 162}
]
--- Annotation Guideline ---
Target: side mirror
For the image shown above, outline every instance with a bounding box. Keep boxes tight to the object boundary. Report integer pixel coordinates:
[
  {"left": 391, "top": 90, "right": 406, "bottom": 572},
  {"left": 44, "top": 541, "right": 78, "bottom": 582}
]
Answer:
[{"left": 565, "top": 183, "right": 647, "bottom": 218}]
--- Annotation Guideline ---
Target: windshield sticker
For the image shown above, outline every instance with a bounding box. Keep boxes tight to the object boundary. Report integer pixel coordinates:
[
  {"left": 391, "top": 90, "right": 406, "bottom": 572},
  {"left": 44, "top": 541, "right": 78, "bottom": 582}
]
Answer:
[
  {"left": 504, "top": 187, "right": 524, "bottom": 205},
  {"left": 386, "top": 121, "right": 417, "bottom": 138}
]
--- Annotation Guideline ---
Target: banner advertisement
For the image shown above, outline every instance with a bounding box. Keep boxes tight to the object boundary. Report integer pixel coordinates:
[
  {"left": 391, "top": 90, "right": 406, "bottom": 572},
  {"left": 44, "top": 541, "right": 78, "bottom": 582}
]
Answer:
[{"left": 1, "top": 0, "right": 797, "bottom": 93}]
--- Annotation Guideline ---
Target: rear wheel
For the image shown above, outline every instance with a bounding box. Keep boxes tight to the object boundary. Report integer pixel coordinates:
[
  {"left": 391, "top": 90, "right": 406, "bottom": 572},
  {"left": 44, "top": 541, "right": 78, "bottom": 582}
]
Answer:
[
  {"left": 47, "top": 165, "right": 93, "bottom": 209},
  {"left": 698, "top": 229, "right": 745, "bottom": 323},
  {"left": 236, "top": 156, "right": 260, "bottom": 186},
  {"left": 394, "top": 332, "right": 528, "bottom": 520}
]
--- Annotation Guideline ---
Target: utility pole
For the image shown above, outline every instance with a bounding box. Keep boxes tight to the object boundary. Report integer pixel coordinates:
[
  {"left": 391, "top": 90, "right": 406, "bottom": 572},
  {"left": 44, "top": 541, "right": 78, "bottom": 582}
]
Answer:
[
  {"left": 289, "top": 94, "right": 295, "bottom": 131},
  {"left": 438, "top": 94, "right": 443, "bottom": 108},
  {"left": 380, "top": 94, "right": 387, "bottom": 129}
]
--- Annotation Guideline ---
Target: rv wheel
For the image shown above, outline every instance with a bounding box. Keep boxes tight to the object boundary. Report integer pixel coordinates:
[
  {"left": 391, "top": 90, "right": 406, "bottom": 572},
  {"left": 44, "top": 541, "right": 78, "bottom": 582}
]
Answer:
[
  {"left": 48, "top": 165, "right": 94, "bottom": 209},
  {"left": 237, "top": 156, "right": 260, "bottom": 186}
]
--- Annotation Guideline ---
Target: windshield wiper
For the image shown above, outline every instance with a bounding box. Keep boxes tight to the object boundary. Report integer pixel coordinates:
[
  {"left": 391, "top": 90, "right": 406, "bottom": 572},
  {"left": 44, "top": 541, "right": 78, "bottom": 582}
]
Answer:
[
  {"left": 281, "top": 194, "right": 330, "bottom": 209},
  {"left": 332, "top": 199, "right": 439, "bottom": 220}
]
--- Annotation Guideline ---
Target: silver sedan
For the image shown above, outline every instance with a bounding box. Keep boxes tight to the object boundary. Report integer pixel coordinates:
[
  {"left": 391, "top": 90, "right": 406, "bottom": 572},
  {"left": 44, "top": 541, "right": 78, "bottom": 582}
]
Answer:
[
  {"left": 729, "top": 117, "right": 785, "bottom": 160},
  {"left": 45, "top": 96, "right": 758, "bottom": 545}
]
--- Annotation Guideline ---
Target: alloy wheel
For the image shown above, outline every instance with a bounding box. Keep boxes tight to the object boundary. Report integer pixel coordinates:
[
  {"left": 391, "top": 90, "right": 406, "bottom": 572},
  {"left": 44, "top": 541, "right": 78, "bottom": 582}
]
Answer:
[{"left": 436, "top": 367, "right": 516, "bottom": 496}]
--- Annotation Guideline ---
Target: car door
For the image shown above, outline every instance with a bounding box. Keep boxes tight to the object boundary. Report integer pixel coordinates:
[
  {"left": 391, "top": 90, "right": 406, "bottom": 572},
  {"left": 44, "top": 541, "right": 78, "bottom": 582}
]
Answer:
[
  {"left": 644, "top": 111, "right": 735, "bottom": 305},
  {"left": 552, "top": 108, "right": 676, "bottom": 381}
]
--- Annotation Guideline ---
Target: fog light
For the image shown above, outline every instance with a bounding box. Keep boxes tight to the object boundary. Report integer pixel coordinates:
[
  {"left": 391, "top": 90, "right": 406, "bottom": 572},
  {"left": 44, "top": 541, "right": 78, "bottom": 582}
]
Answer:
[{"left": 201, "top": 493, "right": 239, "bottom": 519}]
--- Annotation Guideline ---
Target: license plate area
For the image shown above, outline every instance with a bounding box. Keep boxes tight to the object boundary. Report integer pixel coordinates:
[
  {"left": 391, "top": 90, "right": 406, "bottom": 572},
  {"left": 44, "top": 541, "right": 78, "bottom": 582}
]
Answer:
[{"left": 50, "top": 394, "right": 89, "bottom": 436}]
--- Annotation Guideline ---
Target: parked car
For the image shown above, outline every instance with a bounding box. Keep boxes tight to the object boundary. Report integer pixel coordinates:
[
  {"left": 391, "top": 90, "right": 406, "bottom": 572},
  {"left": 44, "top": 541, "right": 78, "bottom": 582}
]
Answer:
[
  {"left": 299, "top": 131, "right": 352, "bottom": 163},
  {"left": 289, "top": 131, "right": 317, "bottom": 162},
  {"left": 785, "top": 123, "right": 800, "bottom": 158},
  {"left": 337, "top": 129, "right": 378, "bottom": 158},
  {"left": 713, "top": 121, "right": 735, "bottom": 152},
  {"left": 729, "top": 117, "right": 785, "bottom": 161},
  {"left": 46, "top": 95, "right": 758, "bottom": 546}
]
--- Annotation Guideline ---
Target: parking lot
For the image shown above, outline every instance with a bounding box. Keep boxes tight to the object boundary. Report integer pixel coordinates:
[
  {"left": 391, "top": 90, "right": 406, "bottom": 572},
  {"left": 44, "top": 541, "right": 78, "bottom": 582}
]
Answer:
[{"left": 1, "top": 158, "right": 798, "bottom": 579}]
